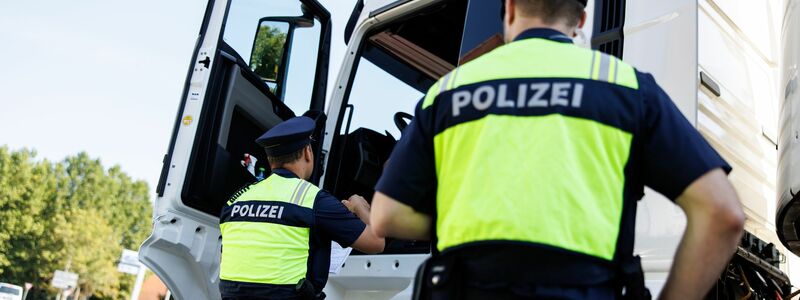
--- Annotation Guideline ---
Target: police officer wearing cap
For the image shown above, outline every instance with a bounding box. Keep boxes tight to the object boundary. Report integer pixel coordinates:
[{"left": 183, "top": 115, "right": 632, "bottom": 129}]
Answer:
[
  {"left": 218, "top": 116, "right": 385, "bottom": 300},
  {"left": 370, "top": 0, "right": 744, "bottom": 299}
]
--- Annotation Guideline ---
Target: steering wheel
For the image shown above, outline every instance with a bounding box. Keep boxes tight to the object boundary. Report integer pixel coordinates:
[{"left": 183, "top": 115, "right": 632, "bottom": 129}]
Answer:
[{"left": 394, "top": 112, "right": 413, "bottom": 133}]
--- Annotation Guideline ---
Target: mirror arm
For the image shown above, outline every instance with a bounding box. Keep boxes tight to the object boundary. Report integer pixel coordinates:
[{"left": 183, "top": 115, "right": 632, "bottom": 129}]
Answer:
[{"left": 273, "top": 24, "right": 296, "bottom": 101}]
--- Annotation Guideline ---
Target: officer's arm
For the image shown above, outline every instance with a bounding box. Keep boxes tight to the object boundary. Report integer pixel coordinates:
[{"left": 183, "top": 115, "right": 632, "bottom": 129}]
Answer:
[
  {"left": 316, "top": 191, "right": 384, "bottom": 254},
  {"left": 660, "top": 169, "right": 744, "bottom": 300},
  {"left": 350, "top": 225, "right": 385, "bottom": 254},
  {"left": 371, "top": 191, "right": 432, "bottom": 240},
  {"left": 341, "top": 195, "right": 386, "bottom": 254},
  {"left": 637, "top": 72, "right": 743, "bottom": 299}
]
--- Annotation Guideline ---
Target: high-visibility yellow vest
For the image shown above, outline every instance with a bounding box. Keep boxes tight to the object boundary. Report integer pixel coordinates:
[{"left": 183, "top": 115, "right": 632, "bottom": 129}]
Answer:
[
  {"left": 219, "top": 174, "right": 319, "bottom": 284},
  {"left": 425, "top": 36, "right": 639, "bottom": 261}
]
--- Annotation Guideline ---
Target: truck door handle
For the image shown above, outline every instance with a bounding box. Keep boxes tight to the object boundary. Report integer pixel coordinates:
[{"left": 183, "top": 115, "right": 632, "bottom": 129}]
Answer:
[{"left": 198, "top": 56, "right": 211, "bottom": 69}]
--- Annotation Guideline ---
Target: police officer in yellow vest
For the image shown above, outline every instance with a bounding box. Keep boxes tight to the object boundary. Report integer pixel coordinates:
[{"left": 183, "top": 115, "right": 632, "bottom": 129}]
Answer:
[
  {"left": 219, "top": 116, "right": 384, "bottom": 300},
  {"left": 371, "top": 0, "right": 745, "bottom": 299}
]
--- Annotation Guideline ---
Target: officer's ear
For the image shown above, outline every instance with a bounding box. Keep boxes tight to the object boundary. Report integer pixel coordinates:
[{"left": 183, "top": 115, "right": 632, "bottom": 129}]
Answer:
[
  {"left": 303, "top": 144, "right": 314, "bottom": 163},
  {"left": 502, "top": 0, "right": 516, "bottom": 43},
  {"left": 504, "top": 0, "right": 515, "bottom": 26},
  {"left": 572, "top": 11, "right": 587, "bottom": 38}
]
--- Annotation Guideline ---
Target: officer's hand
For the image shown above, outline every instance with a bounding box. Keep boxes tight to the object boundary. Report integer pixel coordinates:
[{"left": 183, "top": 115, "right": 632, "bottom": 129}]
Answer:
[
  {"left": 342, "top": 195, "right": 371, "bottom": 223},
  {"left": 342, "top": 195, "right": 369, "bottom": 212}
]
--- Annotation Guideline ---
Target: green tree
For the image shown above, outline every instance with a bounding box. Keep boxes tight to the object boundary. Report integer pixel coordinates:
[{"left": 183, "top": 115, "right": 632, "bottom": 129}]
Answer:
[
  {"left": 0, "top": 147, "right": 62, "bottom": 296},
  {"left": 0, "top": 146, "right": 152, "bottom": 300},
  {"left": 53, "top": 209, "right": 120, "bottom": 298}
]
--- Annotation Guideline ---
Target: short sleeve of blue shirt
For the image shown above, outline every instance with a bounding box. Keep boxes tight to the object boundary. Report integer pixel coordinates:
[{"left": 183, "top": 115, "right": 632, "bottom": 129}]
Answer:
[
  {"left": 375, "top": 99, "right": 437, "bottom": 215},
  {"left": 313, "top": 190, "right": 366, "bottom": 247},
  {"left": 638, "top": 72, "right": 732, "bottom": 200}
]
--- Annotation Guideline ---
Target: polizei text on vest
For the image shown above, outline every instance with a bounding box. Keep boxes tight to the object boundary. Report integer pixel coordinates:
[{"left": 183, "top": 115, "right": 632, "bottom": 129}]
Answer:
[
  {"left": 231, "top": 203, "right": 285, "bottom": 219},
  {"left": 451, "top": 82, "right": 585, "bottom": 117}
]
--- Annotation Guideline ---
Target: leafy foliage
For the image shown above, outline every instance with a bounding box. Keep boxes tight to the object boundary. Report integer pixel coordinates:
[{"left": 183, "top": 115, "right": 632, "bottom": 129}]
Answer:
[{"left": 0, "top": 146, "right": 152, "bottom": 299}]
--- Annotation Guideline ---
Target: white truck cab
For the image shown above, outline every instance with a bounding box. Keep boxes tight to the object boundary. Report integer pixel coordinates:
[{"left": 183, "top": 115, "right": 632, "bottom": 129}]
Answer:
[{"left": 140, "top": 0, "right": 794, "bottom": 299}]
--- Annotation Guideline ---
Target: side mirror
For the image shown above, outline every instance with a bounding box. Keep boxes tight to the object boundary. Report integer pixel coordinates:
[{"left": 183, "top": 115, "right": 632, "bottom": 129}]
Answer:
[{"left": 249, "top": 15, "right": 315, "bottom": 98}]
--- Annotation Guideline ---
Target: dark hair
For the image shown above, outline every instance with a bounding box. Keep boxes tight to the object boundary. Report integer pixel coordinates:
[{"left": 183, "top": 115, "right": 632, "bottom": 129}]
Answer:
[
  {"left": 266, "top": 145, "right": 307, "bottom": 167},
  {"left": 515, "top": 0, "right": 584, "bottom": 27}
]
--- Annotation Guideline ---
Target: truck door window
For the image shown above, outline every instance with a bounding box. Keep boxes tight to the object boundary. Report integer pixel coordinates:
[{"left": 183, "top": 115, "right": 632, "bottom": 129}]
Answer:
[
  {"left": 223, "top": 0, "right": 321, "bottom": 113},
  {"left": 326, "top": 1, "right": 467, "bottom": 198},
  {"left": 345, "top": 58, "right": 421, "bottom": 139},
  {"left": 323, "top": 43, "right": 426, "bottom": 209}
]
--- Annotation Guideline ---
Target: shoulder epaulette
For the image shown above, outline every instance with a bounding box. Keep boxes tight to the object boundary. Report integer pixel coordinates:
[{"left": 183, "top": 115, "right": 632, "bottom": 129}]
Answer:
[{"left": 227, "top": 179, "right": 262, "bottom": 205}]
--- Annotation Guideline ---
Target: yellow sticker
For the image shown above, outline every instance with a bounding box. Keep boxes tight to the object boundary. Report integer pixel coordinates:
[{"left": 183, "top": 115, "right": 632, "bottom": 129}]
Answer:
[{"left": 182, "top": 115, "right": 193, "bottom": 126}]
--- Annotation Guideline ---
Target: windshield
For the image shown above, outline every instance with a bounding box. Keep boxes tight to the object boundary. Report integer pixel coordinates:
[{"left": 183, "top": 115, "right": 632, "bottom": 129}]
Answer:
[{"left": 0, "top": 286, "right": 21, "bottom": 295}]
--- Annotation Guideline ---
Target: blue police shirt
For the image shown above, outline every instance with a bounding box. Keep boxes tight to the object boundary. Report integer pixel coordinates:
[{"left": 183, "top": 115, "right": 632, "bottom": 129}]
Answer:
[
  {"left": 220, "top": 168, "right": 366, "bottom": 298},
  {"left": 375, "top": 28, "right": 732, "bottom": 287}
]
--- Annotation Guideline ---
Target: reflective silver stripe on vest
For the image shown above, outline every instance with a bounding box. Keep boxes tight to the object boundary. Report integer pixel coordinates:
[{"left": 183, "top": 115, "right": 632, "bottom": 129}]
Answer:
[
  {"left": 597, "top": 54, "right": 611, "bottom": 82},
  {"left": 293, "top": 181, "right": 311, "bottom": 204},
  {"left": 440, "top": 71, "right": 453, "bottom": 94},
  {"left": 297, "top": 182, "right": 313, "bottom": 206},
  {"left": 450, "top": 67, "right": 461, "bottom": 90},
  {"left": 289, "top": 181, "right": 303, "bottom": 204}
]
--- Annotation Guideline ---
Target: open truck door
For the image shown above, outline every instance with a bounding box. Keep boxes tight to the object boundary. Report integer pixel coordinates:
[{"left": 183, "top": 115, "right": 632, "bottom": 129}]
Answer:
[{"left": 138, "top": 1, "right": 331, "bottom": 299}]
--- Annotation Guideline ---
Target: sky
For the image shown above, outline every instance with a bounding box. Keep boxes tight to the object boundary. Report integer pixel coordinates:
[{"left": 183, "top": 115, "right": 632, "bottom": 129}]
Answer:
[{"left": 0, "top": 0, "right": 365, "bottom": 196}]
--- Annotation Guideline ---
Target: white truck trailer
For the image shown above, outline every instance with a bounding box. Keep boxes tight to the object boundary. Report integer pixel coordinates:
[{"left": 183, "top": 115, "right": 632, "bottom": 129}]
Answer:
[{"left": 139, "top": 0, "right": 797, "bottom": 298}]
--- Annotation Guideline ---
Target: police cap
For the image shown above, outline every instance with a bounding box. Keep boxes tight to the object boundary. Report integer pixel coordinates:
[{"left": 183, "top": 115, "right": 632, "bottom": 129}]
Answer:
[{"left": 255, "top": 116, "right": 315, "bottom": 156}]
